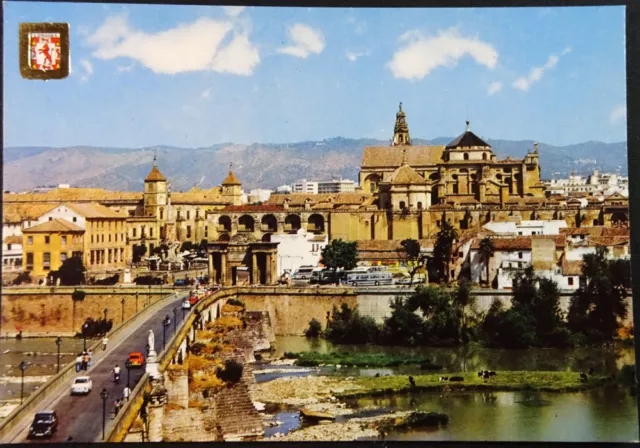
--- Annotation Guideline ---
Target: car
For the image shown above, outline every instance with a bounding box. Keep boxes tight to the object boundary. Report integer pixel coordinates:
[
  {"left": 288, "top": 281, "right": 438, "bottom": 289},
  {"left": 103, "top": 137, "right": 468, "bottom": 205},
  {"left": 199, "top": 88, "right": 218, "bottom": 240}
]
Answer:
[
  {"left": 318, "top": 271, "right": 347, "bottom": 285},
  {"left": 70, "top": 376, "right": 92, "bottom": 395},
  {"left": 28, "top": 411, "right": 58, "bottom": 439},
  {"left": 395, "top": 275, "right": 426, "bottom": 285},
  {"left": 128, "top": 351, "right": 145, "bottom": 367},
  {"left": 173, "top": 279, "right": 186, "bottom": 287},
  {"left": 182, "top": 300, "right": 191, "bottom": 310}
]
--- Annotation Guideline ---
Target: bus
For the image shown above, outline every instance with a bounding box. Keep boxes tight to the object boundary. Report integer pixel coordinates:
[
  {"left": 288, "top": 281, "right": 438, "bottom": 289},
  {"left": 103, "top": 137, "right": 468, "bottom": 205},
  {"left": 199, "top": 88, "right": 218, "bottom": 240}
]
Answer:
[
  {"left": 292, "top": 265, "right": 316, "bottom": 280},
  {"left": 346, "top": 271, "right": 393, "bottom": 286}
]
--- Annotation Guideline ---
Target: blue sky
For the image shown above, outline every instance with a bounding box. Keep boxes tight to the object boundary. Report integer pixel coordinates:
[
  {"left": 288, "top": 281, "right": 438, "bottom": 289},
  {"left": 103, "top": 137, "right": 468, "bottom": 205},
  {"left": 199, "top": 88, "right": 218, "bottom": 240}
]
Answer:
[{"left": 3, "top": 4, "right": 626, "bottom": 148}]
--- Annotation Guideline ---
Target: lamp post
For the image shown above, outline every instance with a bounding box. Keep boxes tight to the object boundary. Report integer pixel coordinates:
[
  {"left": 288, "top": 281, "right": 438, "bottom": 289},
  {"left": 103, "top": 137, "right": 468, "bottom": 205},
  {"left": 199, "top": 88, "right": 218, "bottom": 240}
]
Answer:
[
  {"left": 125, "top": 359, "right": 132, "bottom": 388},
  {"left": 145, "top": 343, "right": 150, "bottom": 357},
  {"left": 148, "top": 285, "right": 151, "bottom": 307},
  {"left": 19, "top": 361, "right": 27, "bottom": 404},
  {"left": 136, "top": 291, "right": 139, "bottom": 313},
  {"left": 103, "top": 308, "right": 108, "bottom": 322},
  {"left": 55, "top": 337, "right": 62, "bottom": 373},
  {"left": 100, "top": 388, "right": 109, "bottom": 441},
  {"left": 173, "top": 308, "right": 177, "bottom": 334},
  {"left": 121, "top": 298, "right": 125, "bottom": 323},
  {"left": 82, "top": 322, "right": 89, "bottom": 351},
  {"left": 162, "top": 316, "right": 170, "bottom": 351}
]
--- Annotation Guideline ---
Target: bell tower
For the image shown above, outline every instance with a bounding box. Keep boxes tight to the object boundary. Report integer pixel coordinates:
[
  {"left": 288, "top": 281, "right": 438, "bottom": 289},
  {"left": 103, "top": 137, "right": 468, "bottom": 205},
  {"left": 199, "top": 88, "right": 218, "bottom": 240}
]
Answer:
[
  {"left": 144, "top": 155, "right": 168, "bottom": 218},
  {"left": 392, "top": 102, "right": 411, "bottom": 146},
  {"left": 221, "top": 163, "right": 243, "bottom": 206}
]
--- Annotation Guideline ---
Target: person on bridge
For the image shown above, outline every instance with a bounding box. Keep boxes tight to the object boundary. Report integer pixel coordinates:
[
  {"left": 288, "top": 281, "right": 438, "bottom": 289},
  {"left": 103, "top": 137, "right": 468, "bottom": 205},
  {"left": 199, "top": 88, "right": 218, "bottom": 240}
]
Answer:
[
  {"left": 75, "top": 354, "right": 82, "bottom": 372},
  {"left": 114, "top": 398, "right": 122, "bottom": 416},
  {"left": 88, "top": 349, "right": 93, "bottom": 367},
  {"left": 102, "top": 335, "right": 109, "bottom": 351},
  {"left": 114, "top": 364, "right": 121, "bottom": 382},
  {"left": 123, "top": 385, "right": 131, "bottom": 401}
]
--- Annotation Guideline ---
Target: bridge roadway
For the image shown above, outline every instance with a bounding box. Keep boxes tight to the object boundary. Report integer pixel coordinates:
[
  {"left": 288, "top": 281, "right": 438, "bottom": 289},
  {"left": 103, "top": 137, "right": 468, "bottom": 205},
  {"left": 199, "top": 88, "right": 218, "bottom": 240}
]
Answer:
[{"left": 5, "top": 291, "right": 190, "bottom": 444}]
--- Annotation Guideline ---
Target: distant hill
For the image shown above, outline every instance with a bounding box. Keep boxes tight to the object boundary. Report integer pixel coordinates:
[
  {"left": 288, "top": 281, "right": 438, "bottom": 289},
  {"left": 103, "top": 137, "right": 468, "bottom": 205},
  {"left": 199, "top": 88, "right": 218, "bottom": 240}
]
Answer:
[{"left": 3, "top": 138, "right": 628, "bottom": 193}]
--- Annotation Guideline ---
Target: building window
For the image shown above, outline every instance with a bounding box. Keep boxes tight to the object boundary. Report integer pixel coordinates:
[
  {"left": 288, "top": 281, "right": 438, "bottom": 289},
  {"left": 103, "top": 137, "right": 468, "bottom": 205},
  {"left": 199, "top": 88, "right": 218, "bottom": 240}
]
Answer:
[
  {"left": 150, "top": 228, "right": 153, "bottom": 237},
  {"left": 101, "top": 234, "right": 105, "bottom": 243},
  {"left": 73, "top": 217, "right": 77, "bottom": 222},
  {"left": 109, "top": 234, "right": 112, "bottom": 243},
  {"left": 62, "top": 236, "right": 67, "bottom": 245},
  {"left": 196, "top": 209, "right": 200, "bottom": 219},
  {"left": 43, "top": 252, "right": 51, "bottom": 270},
  {"left": 518, "top": 262, "right": 522, "bottom": 268},
  {"left": 436, "top": 220, "right": 441, "bottom": 227},
  {"left": 187, "top": 211, "right": 191, "bottom": 220},
  {"left": 177, "top": 210, "right": 181, "bottom": 220},
  {"left": 49, "top": 217, "right": 53, "bottom": 221},
  {"left": 417, "top": 202, "right": 423, "bottom": 210},
  {"left": 463, "top": 153, "right": 469, "bottom": 160},
  {"left": 187, "top": 226, "right": 192, "bottom": 239},
  {"left": 91, "top": 251, "right": 95, "bottom": 265},
  {"left": 568, "top": 277, "right": 574, "bottom": 286},
  {"left": 108, "top": 250, "right": 112, "bottom": 263},
  {"left": 580, "top": 235, "right": 585, "bottom": 240},
  {"left": 399, "top": 201, "right": 406, "bottom": 210},
  {"left": 205, "top": 226, "right": 209, "bottom": 238},
  {"left": 91, "top": 235, "right": 94, "bottom": 243},
  {"left": 7, "top": 244, "right": 11, "bottom": 251},
  {"left": 26, "top": 253, "right": 34, "bottom": 268},
  {"left": 518, "top": 232, "right": 523, "bottom": 236},
  {"left": 518, "top": 252, "right": 523, "bottom": 259},
  {"left": 452, "top": 183, "right": 459, "bottom": 194},
  {"left": 133, "top": 228, "right": 137, "bottom": 237},
  {"left": 160, "top": 210, "right": 164, "bottom": 220},
  {"left": 45, "top": 236, "right": 50, "bottom": 244},
  {"left": 60, "top": 252, "right": 68, "bottom": 263},
  {"left": 28, "top": 236, "right": 33, "bottom": 245},
  {"left": 483, "top": 153, "right": 487, "bottom": 160}
]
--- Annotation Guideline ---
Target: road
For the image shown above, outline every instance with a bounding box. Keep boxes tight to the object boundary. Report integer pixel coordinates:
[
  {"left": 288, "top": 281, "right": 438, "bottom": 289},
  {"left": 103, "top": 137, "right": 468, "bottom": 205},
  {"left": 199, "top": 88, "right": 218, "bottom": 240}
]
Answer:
[{"left": 6, "top": 291, "right": 190, "bottom": 444}]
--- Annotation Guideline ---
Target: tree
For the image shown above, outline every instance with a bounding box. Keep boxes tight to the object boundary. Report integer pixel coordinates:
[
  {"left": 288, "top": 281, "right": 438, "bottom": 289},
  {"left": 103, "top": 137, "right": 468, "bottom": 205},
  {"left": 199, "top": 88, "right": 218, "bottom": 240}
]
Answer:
[
  {"left": 324, "top": 303, "right": 380, "bottom": 344},
  {"left": 180, "top": 242, "right": 196, "bottom": 253},
  {"left": 432, "top": 220, "right": 458, "bottom": 283},
  {"left": 567, "top": 247, "right": 629, "bottom": 345},
  {"left": 216, "top": 360, "right": 244, "bottom": 384},
  {"left": 133, "top": 244, "right": 147, "bottom": 263},
  {"left": 400, "top": 239, "right": 429, "bottom": 285},
  {"left": 198, "top": 239, "right": 208, "bottom": 257},
  {"left": 320, "top": 239, "right": 359, "bottom": 276},
  {"left": 305, "top": 318, "right": 322, "bottom": 338},
  {"left": 407, "top": 285, "right": 460, "bottom": 345},
  {"left": 51, "top": 256, "right": 86, "bottom": 286},
  {"left": 71, "top": 289, "right": 86, "bottom": 333},
  {"left": 452, "top": 279, "right": 479, "bottom": 343},
  {"left": 478, "top": 237, "right": 495, "bottom": 287},
  {"left": 382, "top": 297, "right": 424, "bottom": 345}
]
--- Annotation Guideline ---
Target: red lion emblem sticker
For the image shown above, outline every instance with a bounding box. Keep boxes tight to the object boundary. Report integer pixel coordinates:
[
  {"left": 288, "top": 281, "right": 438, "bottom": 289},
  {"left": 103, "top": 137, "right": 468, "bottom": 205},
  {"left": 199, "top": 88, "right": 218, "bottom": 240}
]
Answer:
[{"left": 19, "top": 23, "right": 69, "bottom": 80}]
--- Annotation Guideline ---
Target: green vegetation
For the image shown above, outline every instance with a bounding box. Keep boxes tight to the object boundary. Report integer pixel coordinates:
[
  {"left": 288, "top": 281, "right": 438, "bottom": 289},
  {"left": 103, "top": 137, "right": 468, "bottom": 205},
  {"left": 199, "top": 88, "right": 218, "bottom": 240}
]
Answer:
[
  {"left": 132, "top": 244, "right": 147, "bottom": 263},
  {"left": 226, "top": 298, "right": 245, "bottom": 308},
  {"left": 305, "top": 318, "right": 322, "bottom": 338},
  {"left": 336, "top": 371, "right": 611, "bottom": 398},
  {"left": 320, "top": 239, "right": 359, "bottom": 274},
  {"left": 478, "top": 237, "right": 495, "bottom": 287},
  {"left": 400, "top": 239, "right": 429, "bottom": 285},
  {"left": 216, "top": 359, "right": 243, "bottom": 383},
  {"left": 431, "top": 220, "right": 458, "bottom": 283},
  {"left": 49, "top": 256, "right": 86, "bottom": 286},
  {"left": 567, "top": 247, "right": 630, "bottom": 345},
  {"left": 13, "top": 271, "right": 32, "bottom": 285},
  {"left": 325, "top": 303, "right": 380, "bottom": 344},
  {"left": 282, "top": 351, "right": 432, "bottom": 367}
]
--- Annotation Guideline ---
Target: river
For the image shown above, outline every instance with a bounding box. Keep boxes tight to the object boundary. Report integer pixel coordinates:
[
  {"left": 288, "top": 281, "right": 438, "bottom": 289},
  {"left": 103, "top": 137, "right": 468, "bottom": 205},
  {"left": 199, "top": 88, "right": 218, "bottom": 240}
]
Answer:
[{"left": 258, "top": 336, "right": 639, "bottom": 442}]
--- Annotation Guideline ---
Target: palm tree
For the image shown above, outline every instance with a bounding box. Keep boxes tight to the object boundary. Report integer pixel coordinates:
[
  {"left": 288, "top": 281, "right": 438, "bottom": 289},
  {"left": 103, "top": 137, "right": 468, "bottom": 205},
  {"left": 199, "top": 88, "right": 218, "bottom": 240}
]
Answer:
[{"left": 478, "top": 237, "right": 495, "bottom": 288}]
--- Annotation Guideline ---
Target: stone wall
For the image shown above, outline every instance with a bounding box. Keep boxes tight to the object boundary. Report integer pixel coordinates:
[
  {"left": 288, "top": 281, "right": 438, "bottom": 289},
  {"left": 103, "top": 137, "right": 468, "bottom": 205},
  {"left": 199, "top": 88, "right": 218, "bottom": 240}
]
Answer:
[
  {"left": 1, "top": 287, "right": 172, "bottom": 336},
  {"left": 237, "top": 287, "right": 357, "bottom": 336},
  {"left": 163, "top": 408, "right": 211, "bottom": 442}
]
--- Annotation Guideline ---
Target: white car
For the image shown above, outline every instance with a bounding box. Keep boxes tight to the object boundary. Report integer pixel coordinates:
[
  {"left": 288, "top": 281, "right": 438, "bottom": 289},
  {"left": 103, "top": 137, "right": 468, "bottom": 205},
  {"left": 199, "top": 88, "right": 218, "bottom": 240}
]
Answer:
[
  {"left": 181, "top": 300, "right": 191, "bottom": 310},
  {"left": 70, "top": 376, "right": 92, "bottom": 395}
]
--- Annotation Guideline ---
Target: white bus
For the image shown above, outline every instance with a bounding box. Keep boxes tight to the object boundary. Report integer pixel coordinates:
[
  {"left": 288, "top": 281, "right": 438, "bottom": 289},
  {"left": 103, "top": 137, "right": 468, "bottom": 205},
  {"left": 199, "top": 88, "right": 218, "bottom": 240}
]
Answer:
[
  {"left": 346, "top": 271, "right": 393, "bottom": 286},
  {"left": 293, "top": 265, "right": 316, "bottom": 280}
]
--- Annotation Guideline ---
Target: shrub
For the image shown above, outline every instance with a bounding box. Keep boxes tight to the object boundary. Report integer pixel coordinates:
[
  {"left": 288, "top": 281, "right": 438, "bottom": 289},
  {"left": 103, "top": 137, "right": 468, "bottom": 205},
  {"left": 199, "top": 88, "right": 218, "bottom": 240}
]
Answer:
[
  {"left": 13, "top": 272, "right": 32, "bottom": 285},
  {"left": 226, "top": 299, "right": 245, "bottom": 308},
  {"left": 79, "top": 317, "right": 113, "bottom": 338},
  {"left": 72, "top": 289, "right": 86, "bottom": 302},
  {"left": 190, "top": 342, "right": 207, "bottom": 356},
  {"left": 221, "top": 304, "right": 244, "bottom": 314},
  {"left": 325, "top": 304, "right": 381, "bottom": 344},
  {"left": 94, "top": 274, "right": 119, "bottom": 285},
  {"left": 134, "top": 275, "right": 163, "bottom": 285},
  {"left": 618, "top": 364, "right": 636, "bottom": 387},
  {"left": 305, "top": 318, "right": 322, "bottom": 338},
  {"left": 216, "top": 360, "right": 243, "bottom": 384}
]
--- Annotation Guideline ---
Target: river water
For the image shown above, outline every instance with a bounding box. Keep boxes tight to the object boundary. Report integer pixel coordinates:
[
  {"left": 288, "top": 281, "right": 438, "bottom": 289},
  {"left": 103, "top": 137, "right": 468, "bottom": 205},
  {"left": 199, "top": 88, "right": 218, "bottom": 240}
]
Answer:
[{"left": 259, "top": 336, "right": 639, "bottom": 442}]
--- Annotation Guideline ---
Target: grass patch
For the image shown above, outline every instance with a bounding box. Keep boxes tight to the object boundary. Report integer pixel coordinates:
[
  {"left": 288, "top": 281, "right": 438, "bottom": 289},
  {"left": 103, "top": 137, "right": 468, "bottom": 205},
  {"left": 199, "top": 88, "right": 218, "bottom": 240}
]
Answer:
[
  {"left": 283, "top": 351, "right": 432, "bottom": 367},
  {"left": 337, "top": 371, "right": 611, "bottom": 398}
]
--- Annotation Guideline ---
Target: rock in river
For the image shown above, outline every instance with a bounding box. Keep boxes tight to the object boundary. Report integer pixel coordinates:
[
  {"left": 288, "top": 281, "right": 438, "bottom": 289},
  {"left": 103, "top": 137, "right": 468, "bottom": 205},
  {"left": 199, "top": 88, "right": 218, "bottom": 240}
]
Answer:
[{"left": 300, "top": 408, "right": 336, "bottom": 423}]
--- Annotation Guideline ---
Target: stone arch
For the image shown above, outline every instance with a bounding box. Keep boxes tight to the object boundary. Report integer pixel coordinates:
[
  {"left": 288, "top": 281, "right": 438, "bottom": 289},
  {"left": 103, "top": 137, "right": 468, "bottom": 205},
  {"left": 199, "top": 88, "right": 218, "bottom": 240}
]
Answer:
[
  {"left": 218, "top": 233, "right": 230, "bottom": 242},
  {"left": 308, "top": 214, "right": 325, "bottom": 233},
  {"left": 429, "top": 172, "right": 440, "bottom": 182},
  {"left": 261, "top": 233, "right": 272, "bottom": 242},
  {"left": 364, "top": 173, "right": 382, "bottom": 193},
  {"left": 463, "top": 153, "right": 469, "bottom": 160},
  {"left": 238, "top": 215, "right": 255, "bottom": 232},
  {"left": 285, "top": 214, "right": 301, "bottom": 232},
  {"left": 218, "top": 216, "right": 231, "bottom": 232},
  {"left": 482, "top": 152, "right": 488, "bottom": 160},
  {"left": 611, "top": 211, "right": 629, "bottom": 227},
  {"left": 261, "top": 214, "right": 277, "bottom": 232}
]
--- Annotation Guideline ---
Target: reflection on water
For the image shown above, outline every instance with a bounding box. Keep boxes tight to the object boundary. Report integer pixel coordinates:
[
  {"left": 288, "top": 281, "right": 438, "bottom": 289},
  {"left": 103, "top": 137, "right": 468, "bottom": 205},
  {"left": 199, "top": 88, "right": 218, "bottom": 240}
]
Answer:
[
  {"left": 272, "top": 336, "right": 635, "bottom": 375},
  {"left": 346, "top": 388, "right": 639, "bottom": 442}
]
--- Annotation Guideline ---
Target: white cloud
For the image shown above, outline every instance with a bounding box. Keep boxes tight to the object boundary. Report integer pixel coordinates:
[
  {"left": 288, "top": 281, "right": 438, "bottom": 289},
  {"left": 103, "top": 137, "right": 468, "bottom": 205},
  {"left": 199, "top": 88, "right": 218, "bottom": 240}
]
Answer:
[
  {"left": 85, "top": 14, "right": 260, "bottom": 75},
  {"left": 277, "top": 24, "right": 325, "bottom": 59},
  {"left": 610, "top": 104, "right": 627, "bottom": 125},
  {"left": 79, "top": 59, "right": 93, "bottom": 81},
  {"left": 487, "top": 81, "right": 502, "bottom": 96},
  {"left": 346, "top": 50, "right": 370, "bottom": 62},
  {"left": 201, "top": 88, "right": 211, "bottom": 99},
  {"left": 116, "top": 63, "right": 135, "bottom": 73},
  {"left": 223, "top": 6, "right": 245, "bottom": 17},
  {"left": 387, "top": 27, "right": 498, "bottom": 80},
  {"left": 512, "top": 47, "right": 572, "bottom": 91}
]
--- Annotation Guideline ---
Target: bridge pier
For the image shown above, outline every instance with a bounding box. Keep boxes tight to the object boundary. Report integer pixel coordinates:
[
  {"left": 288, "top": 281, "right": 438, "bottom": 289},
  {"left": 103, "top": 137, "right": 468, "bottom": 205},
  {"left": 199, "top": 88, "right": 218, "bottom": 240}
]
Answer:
[
  {"left": 164, "top": 368, "right": 189, "bottom": 409},
  {"left": 147, "top": 379, "right": 168, "bottom": 442}
]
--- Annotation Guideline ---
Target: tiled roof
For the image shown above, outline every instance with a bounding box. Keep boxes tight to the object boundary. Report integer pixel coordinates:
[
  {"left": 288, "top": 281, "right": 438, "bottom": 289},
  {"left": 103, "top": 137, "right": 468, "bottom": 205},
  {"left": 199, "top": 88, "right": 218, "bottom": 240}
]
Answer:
[
  {"left": 222, "top": 205, "right": 283, "bottom": 213},
  {"left": 2, "top": 203, "right": 60, "bottom": 223},
  {"left": 23, "top": 218, "right": 84, "bottom": 233},
  {"left": 144, "top": 165, "right": 166, "bottom": 182},
  {"left": 222, "top": 171, "right": 241, "bottom": 186},
  {"left": 65, "top": 203, "right": 127, "bottom": 219},
  {"left": 562, "top": 259, "right": 584, "bottom": 276},
  {"left": 359, "top": 251, "right": 409, "bottom": 260},
  {"left": 471, "top": 236, "right": 532, "bottom": 251},
  {"left": 589, "top": 236, "right": 629, "bottom": 247},
  {"left": 602, "top": 227, "right": 629, "bottom": 237},
  {"left": 361, "top": 145, "right": 445, "bottom": 168},
  {"left": 268, "top": 193, "right": 370, "bottom": 206},
  {"left": 532, "top": 234, "right": 566, "bottom": 249},
  {"left": 386, "top": 164, "right": 426, "bottom": 185},
  {"left": 3, "top": 189, "right": 142, "bottom": 203},
  {"left": 560, "top": 227, "right": 604, "bottom": 236},
  {"left": 171, "top": 189, "right": 225, "bottom": 204},
  {"left": 3, "top": 235, "right": 22, "bottom": 245},
  {"left": 446, "top": 130, "right": 491, "bottom": 149},
  {"left": 356, "top": 239, "right": 435, "bottom": 252}
]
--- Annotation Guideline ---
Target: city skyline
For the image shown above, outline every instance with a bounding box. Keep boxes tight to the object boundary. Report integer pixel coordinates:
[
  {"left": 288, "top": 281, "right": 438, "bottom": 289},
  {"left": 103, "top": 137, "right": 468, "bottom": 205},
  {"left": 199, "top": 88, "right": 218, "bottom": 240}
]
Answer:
[{"left": 4, "top": 4, "right": 627, "bottom": 148}]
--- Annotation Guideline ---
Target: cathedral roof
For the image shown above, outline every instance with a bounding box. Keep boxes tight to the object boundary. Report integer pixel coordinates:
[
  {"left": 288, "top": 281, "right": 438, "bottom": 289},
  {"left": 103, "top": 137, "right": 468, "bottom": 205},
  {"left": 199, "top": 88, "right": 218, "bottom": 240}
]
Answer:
[
  {"left": 446, "top": 122, "right": 491, "bottom": 150},
  {"left": 222, "top": 171, "right": 241, "bottom": 186},
  {"left": 362, "top": 145, "right": 445, "bottom": 168},
  {"left": 386, "top": 163, "right": 426, "bottom": 185},
  {"left": 145, "top": 157, "right": 167, "bottom": 182}
]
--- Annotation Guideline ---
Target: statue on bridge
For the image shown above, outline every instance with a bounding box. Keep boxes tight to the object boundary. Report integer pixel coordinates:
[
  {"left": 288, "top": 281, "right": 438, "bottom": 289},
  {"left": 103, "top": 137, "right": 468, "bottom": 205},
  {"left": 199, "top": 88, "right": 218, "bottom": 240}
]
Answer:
[{"left": 148, "top": 329, "right": 155, "bottom": 354}]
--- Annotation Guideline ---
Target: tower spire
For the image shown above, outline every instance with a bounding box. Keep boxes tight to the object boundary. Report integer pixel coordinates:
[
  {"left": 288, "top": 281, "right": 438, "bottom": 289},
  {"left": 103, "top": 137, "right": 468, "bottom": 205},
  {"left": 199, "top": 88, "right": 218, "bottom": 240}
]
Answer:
[
  {"left": 392, "top": 102, "right": 411, "bottom": 146},
  {"left": 466, "top": 120, "right": 470, "bottom": 132},
  {"left": 153, "top": 153, "right": 157, "bottom": 166}
]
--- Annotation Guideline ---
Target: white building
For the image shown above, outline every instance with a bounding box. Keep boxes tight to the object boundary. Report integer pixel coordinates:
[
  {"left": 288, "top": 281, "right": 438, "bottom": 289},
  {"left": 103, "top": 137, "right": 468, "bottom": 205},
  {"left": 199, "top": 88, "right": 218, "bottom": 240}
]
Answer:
[
  {"left": 271, "top": 228, "right": 328, "bottom": 276},
  {"left": 544, "top": 170, "right": 628, "bottom": 197},
  {"left": 2, "top": 236, "right": 23, "bottom": 270},
  {"left": 317, "top": 179, "right": 357, "bottom": 194},
  {"left": 248, "top": 189, "right": 272, "bottom": 203},
  {"left": 292, "top": 179, "right": 319, "bottom": 194},
  {"left": 483, "top": 219, "right": 567, "bottom": 236},
  {"left": 275, "top": 185, "right": 292, "bottom": 194}
]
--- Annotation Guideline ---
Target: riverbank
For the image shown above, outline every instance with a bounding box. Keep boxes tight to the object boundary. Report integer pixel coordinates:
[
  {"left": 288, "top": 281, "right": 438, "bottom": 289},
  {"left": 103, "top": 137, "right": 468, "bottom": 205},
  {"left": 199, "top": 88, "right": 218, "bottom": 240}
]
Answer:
[{"left": 283, "top": 351, "right": 435, "bottom": 368}]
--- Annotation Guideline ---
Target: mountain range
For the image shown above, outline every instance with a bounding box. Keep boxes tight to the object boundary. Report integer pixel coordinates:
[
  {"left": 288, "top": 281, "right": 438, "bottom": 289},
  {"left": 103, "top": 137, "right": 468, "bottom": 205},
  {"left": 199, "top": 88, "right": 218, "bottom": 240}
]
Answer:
[{"left": 3, "top": 138, "right": 628, "bottom": 193}]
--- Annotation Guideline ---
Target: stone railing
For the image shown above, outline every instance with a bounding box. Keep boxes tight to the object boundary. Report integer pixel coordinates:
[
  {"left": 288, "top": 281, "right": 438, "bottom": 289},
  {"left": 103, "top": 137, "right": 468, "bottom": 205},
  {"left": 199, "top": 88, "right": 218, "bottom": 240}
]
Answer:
[
  {"left": 105, "top": 287, "right": 239, "bottom": 442},
  {"left": 0, "top": 292, "right": 177, "bottom": 443}
]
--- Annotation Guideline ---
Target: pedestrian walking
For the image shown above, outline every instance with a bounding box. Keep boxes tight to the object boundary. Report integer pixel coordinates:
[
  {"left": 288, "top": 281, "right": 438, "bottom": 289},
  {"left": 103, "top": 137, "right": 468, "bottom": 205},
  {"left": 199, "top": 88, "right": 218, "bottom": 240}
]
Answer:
[
  {"left": 81, "top": 352, "right": 90, "bottom": 371},
  {"left": 102, "top": 335, "right": 109, "bottom": 351},
  {"left": 123, "top": 385, "right": 131, "bottom": 402},
  {"left": 75, "top": 354, "right": 82, "bottom": 372},
  {"left": 114, "top": 398, "right": 122, "bottom": 416},
  {"left": 87, "top": 349, "right": 93, "bottom": 367}
]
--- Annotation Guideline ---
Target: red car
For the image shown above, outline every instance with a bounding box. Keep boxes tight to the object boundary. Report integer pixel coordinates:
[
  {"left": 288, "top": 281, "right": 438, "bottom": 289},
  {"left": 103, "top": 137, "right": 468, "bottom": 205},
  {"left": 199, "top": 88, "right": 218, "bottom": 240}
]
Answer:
[{"left": 128, "top": 352, "right": 145, "bottom": 367}]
